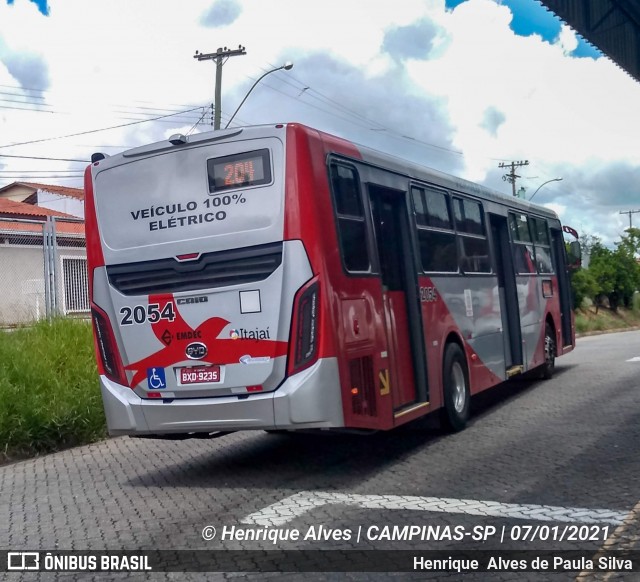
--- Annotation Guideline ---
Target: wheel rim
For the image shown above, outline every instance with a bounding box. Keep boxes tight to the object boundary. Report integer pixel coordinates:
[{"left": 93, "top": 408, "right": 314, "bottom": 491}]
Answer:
[
  {"left": 451, "top": 361, "right": 466, "bottom": 413},
  {"left": 545, "top": 332, "right": 555, "bottom": 369}
]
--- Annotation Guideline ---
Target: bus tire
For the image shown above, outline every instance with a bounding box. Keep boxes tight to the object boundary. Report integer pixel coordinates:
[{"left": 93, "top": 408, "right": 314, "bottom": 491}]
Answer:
[
  {"left": 539, "top": 324, "right": 556, "bottom": 380},
  {"left": 442, "top": 343, "right": 470, "bottom": 432}
]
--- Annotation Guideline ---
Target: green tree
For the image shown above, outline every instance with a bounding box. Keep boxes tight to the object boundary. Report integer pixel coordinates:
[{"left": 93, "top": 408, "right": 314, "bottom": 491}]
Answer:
[
  {"left": 581, "top": 230, "right": 640, "bottom": 312},
  {"left": 569, "top": 268, "right": 597, "bottom": 309},
  {"left": 587, "top": 241, "right": 615, "bottom": 312},
  {"left": 617, "top": 227, "right": 640, "bottom": 255},
  {"left": 611, "top": 228, "right": 640, "bottom": 309}
]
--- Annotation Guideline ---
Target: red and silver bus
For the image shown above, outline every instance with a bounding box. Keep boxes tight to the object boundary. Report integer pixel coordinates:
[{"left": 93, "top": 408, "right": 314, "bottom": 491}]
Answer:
[{"left": 85, "top": 123, "right": 577, "bottom": 437}]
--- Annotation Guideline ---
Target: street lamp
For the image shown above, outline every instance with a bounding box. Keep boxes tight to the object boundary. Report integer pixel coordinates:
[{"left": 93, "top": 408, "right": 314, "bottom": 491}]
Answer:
[
  {"left": 529, "top": 178, "right": 563, "bottom": 201},
  {"left": 224, "top": 62, "right": 294, "bottom": 129}
]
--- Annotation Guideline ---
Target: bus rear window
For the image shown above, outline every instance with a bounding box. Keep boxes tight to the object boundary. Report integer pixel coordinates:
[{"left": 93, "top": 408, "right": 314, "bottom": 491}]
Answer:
[{"left": 207, "top": 149, "right": 272, "bottom": 193}]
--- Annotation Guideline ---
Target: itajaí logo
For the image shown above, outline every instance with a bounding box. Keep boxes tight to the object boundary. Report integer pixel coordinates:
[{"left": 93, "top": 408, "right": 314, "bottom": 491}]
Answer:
[{"left": 229, "top": 327, "right": 271, "bottom": 341}]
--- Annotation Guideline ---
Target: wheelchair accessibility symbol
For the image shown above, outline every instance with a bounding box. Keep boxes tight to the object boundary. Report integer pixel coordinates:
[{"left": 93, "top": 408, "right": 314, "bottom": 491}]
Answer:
[{"left": 147, "top": 367, "right": 167, "bottom": 389}]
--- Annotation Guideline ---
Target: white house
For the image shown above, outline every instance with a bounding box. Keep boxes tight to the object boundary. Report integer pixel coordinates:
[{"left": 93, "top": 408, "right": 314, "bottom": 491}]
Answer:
[
  {"left": 0, "top": 181, "right": 84, "bottom": 218},
  {"left": 0, "top": 183, "right": 87, "bottom": 326}
]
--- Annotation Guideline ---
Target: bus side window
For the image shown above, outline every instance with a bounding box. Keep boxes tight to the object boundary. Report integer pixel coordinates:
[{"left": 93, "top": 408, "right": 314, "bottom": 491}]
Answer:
[
  {"left": 330, "top": 164, "right": 371, "bottom": 273},
  {"left": 509, "top": 213, "right": 536, "bottom": 274},
  {"left": 531, "top": 217, "right": 553, "bottom": 273},
  {"left": 411, "top": 187, "right": 457, "bottom": 273},
  {"left": 453, "top": 198, "right": 491, "bottom": 273}
]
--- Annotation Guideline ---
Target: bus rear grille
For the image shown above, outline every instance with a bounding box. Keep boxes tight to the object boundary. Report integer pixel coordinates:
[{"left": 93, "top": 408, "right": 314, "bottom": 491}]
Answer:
[
  {"left": 107, "top": 242, "right": 283, "bottom": 296},
  {"left": 350, "top": 356, "right": 376, "bottom": 417}
]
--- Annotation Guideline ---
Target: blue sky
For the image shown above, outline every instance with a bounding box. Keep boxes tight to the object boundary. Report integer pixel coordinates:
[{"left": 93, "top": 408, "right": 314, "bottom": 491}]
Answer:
[
  {"left": 446, "top": 0, "right": 600, "bottom": 58},
  {"left": 6, "top": 0, "right": 48, "bottom": 15}
]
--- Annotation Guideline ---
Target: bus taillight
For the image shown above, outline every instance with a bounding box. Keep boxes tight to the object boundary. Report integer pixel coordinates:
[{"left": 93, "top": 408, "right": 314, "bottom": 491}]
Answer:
[
  {"left": 289, "top": 278, "right": 320, "bottom": 375},
  {"left": 91, "top": 305, "right": 128, "bottom": 387}
]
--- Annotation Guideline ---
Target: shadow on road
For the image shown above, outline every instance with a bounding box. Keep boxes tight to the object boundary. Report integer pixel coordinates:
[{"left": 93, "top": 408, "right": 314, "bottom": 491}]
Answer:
[
  {"left": 470, "top": 363, "right": 577, "bottom": 422},
  {"left": 125, "top": 425, "right": 445, "bottom": 492},
  {"left": 125, "top": 364, "right": 577, "bottom": 492}
]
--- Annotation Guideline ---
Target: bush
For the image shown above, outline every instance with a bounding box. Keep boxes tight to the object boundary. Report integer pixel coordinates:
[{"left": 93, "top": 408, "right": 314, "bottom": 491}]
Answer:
[{"left": 0, "top": 318, "right": 105, "bottom": 462}]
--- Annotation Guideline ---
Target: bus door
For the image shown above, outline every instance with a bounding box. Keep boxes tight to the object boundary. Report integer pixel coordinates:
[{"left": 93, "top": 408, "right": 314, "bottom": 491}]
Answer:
[
  {"left": 489, "top": 214, "right": 523, "bottom": 373},
  {"left": 368, "top": 185, "right": 427, "bottom": 412},
  {"left": 550, "top": 228, "right": 573, "bottom": 348}
]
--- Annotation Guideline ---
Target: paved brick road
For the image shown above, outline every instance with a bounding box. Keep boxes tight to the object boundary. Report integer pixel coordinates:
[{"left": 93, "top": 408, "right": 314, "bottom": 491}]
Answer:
[{"left": 1, "top": 331, "right": 639, "bottom": 581}]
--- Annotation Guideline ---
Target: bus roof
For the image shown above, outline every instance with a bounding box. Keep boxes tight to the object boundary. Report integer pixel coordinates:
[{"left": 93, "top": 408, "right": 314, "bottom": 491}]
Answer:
[{"left": 92, "top": 122, "right": 559, "bottom": 222}]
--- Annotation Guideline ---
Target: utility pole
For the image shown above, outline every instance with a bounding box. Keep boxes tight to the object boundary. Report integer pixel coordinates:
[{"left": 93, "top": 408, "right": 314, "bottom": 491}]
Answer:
[
  {"left": 194, "top": 45, "right": 246, "bottom": 130},
  {"left": 619, "top": 208, "right": 640, "bottom": 229},
  {"left": 499, "top": 160, "right": 529, "bottom": 197}
]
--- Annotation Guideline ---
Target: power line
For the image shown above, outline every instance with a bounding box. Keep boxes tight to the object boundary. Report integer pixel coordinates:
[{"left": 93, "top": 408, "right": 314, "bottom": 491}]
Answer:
[
  {"left": 0, "top": 104, "right": 55, "bottom": 113},
  {"left": 240, "top": 74, "right": 466, "bottom": 157},
  {"left": 0, "top": 105, "right": 204, "bottom": 150},
  {"left": 0, "top": 99, "right": 205, "bottom": 125},
  {"left": 0, "top": 72, "right": 507, "bottom": 165},
  {"left": 0, "top": 169, "right": 84, "bottom": 174},
  {"left": 0, "top": 154, "right": 87, "bottom": 162},
  {"left": 238, "top": 62, "right": 466, "bottom": 157},
  {"left": 0, "top": 175, "right": 84, "bottom": 179},
  {"left": 0, "top": 82, "right": 205, "bottom": 111}
]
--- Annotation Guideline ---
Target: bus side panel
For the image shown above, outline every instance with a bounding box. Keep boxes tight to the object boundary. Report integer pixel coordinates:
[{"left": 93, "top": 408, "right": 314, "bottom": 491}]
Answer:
[
  {"left": 84, "top": 165, "right": 109, "bottom": 378},
  {"left": 284, "top": 125, "right": 341, "bottom": 364},
  {"left": 299, "top": 129, "right": 396, "bottom": 430},
  {"left": 530, "top": 275, "right": 566, "bottom": 369},
  {"left": 420, "top": 275, "right": 505, "bottom": 405},
  {"left": 517, "top": 274, "right": 544, "bottom": 370},
  {"left": 84, "top": 166, "right": 105, "bottom": 279}
]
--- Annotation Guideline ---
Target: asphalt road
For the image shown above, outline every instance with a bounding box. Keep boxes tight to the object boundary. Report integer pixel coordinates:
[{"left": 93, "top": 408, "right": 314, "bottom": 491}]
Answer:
[{"left": 1, "top": 330, "right": 639, "bottom": 581}]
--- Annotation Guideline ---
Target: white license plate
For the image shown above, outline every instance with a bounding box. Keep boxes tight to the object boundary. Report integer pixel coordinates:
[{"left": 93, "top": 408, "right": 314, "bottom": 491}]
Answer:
[{"left": 178, "top": 365, "right": 221, "bottom": 385}]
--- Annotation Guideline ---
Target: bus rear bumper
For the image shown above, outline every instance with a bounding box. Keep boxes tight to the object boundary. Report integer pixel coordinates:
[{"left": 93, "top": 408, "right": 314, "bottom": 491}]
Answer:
[{"left": 100, "top": 357, "right": 345, "bottom": 436}]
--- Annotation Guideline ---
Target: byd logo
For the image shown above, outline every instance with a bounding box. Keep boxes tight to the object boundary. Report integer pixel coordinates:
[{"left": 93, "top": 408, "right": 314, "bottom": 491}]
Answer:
[{"left": 185, "top": 342, "right": 207, "bottom": 360}]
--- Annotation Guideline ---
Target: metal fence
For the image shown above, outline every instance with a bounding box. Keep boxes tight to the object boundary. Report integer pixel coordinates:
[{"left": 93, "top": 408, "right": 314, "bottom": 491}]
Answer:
[{"left": 0, "top": 216, "right": 87, "bottom": 327}]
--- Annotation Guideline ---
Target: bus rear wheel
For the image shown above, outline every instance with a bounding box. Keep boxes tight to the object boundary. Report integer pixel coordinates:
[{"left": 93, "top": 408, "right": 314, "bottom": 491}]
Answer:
[
  {"left": 539, "top": 324, "right": 556, "bottom": 380},
  {"left": 442, "top": 343, "right": 470, "bottom": 432}
]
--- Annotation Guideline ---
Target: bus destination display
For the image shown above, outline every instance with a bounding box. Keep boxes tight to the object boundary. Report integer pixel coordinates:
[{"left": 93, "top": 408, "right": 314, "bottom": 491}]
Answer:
[{"left": 208, "top": 149, "right": 271, "bottom": 193}]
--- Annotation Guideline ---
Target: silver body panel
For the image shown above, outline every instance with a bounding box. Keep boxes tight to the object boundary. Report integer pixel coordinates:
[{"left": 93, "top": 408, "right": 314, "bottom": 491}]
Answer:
[
  {"left": 91, "top": 126, "right": 346, "bottom": 435},
  {"left": 100, "top": 357, "right": 345, "bottom": 435}
]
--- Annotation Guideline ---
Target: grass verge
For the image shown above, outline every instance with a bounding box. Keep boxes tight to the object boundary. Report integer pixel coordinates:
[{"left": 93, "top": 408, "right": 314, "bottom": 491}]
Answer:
[
  {"left": 575, "top": 305, "right": 640, "bottom": 335},
  {"left": 0, "top": 318, "right": 105, "bottom": 464}
]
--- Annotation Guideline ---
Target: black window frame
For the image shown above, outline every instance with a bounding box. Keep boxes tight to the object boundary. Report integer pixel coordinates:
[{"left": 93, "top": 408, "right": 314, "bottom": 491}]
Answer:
[
  {"left": 531, "top": 216, "right": 554, "bottom": 274},
  {"left": 411, "top": 185, "right": 458, "bottom": 274},
  {"left": 452, "top": 196, "right": 492, "bottom": 275},
  {"left": 509, "top": 212, "right": 536, "bottom": 275},
  {"left": 328, "top": 162, "right": 373, "bottom": 275},
  {"left": 509, "top": 212, "right": 555, "bottom": 275}
]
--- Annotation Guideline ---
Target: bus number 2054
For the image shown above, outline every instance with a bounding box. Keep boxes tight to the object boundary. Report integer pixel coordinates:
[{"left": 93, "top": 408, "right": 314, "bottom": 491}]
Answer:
[
  {"left": 120, "top": 303, "right": 176, "bottom": 326},
  {"left": 420, "top": 287, "right": 438, "bottom": 303}
]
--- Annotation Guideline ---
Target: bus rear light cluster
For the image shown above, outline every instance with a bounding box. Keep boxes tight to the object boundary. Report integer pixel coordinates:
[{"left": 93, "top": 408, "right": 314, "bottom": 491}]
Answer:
[
  {"left": 289, "top": 278, "right": 320, "bottom": 375},
  {"left": 91, "top": 305, "right": 128, "bottom": 387}
]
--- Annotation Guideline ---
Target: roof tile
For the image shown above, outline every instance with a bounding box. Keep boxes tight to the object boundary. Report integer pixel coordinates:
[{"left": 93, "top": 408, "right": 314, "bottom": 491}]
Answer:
[{"left": 0, "top": 198, "right": 79, "bottom": 219}]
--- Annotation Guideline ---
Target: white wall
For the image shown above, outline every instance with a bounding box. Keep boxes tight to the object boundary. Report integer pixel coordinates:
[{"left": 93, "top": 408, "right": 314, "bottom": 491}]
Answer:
[
  {"left": 0, "top": 245, "right": 47, "bottom": 324},
  {"left": 37, "top": 190, "right": 84, "bottom": 219},
  {"left": 0, "top": 243, "right": 87, "bottom": 326}
]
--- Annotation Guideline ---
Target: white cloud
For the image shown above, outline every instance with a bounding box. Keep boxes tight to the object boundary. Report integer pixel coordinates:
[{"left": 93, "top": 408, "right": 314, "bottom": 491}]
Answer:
[
  {"left": 556, "top": 24, "right": 578, "bottom": 55},
  {"left": 0, "top": 0, "right": 638, "bottom": 245}
]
